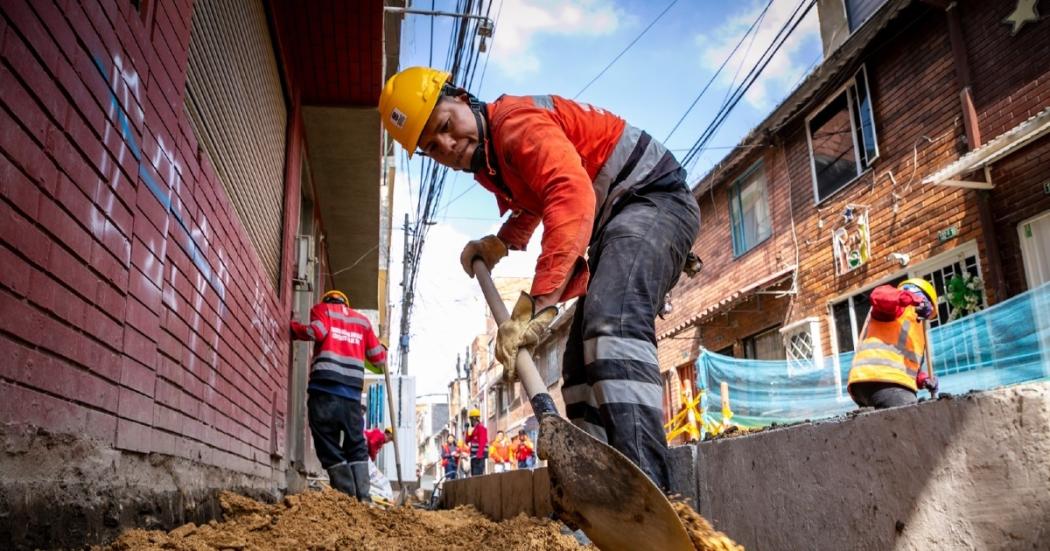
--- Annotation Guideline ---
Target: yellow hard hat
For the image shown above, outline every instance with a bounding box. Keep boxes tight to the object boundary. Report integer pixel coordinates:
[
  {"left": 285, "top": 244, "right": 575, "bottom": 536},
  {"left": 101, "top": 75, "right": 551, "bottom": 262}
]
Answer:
[
  {"left": 379, "top": 67, "right": 451, "bottom": 156},
  {"left": 322, "top": 290, "right": 350, "bottom": 306},
  {"left": 468, "top": 408, "right": 481, "bottom": 418},
  {"left": 898, "top": 278, "right": 938, "bottom": 318}
]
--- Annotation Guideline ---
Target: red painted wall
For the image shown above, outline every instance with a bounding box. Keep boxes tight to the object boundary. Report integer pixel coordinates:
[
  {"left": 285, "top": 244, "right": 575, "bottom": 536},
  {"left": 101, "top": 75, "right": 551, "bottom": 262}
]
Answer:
[{"left": 0, "top": 0, "right": 299, "bottom": 479}]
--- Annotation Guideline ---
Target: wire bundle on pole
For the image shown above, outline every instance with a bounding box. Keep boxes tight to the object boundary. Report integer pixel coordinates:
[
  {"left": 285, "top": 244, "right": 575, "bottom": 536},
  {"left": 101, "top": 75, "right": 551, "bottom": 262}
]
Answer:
[{"left": 397, "top": 0, "right": 496, "bottom": 377}]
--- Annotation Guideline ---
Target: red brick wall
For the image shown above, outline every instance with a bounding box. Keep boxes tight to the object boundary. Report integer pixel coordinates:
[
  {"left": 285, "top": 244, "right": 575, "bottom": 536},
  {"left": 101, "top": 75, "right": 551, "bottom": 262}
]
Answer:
[
  {"left": 962, "top": 0, "right": 1050, "bottom": 142},
  {"left": 656, "top": 146, "right": 796, "bottom": 367},
  {"left": 988, "top": 134, "right": 1050, "bottom": 295},
  {"left": 0, "top": 0, "right": 298, "bottom": 480}
]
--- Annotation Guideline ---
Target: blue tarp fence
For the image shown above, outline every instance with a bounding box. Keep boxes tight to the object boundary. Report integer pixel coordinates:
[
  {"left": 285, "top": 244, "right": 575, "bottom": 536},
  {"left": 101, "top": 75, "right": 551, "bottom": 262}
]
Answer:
[{"left": 697, "top": 281, "right": 1050, "bottom": 427}]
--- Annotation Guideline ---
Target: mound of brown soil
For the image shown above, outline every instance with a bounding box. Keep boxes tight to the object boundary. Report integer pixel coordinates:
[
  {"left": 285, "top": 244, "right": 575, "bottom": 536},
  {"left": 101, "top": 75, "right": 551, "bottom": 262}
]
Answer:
[
  {"left": 672, "top": 500, "right": 744, "bottom": 551},
  {"left": 98, "top": 489, "right": 588, "bottom": 551}
]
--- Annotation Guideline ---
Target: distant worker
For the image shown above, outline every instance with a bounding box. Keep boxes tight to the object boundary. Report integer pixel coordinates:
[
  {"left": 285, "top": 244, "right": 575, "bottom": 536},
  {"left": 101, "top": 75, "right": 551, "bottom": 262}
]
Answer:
[
  {"left": 488, "top": 430, "right": 512, "bottom": 473},
  {"left": 440, "top": 434, "right": 458, "bottom": 480},
  {"left": 290, "top": 290, "right": 387, "bottom": 502},
  {"left": 365, "top": 426, "right": 393, "bottom": 462},
  {"left": 380, "top": 67, "right": 700, "bottom": 492},
  {"left": 512, "top": 430, "right": 535, "bottom": 469},
  {"left": 848, "top": 279, "right": 940, "bottom": 408},
  {"left": 456, "top": 438, "right": 471, "bottom": 478},
  {"left": 464, "top": 408, "right": 488, "bottom": 476}
]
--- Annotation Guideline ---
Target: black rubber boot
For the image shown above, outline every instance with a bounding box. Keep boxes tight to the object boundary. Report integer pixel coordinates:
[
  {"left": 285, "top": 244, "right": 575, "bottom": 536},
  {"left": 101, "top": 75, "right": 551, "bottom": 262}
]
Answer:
[
  {"left": 351, "top": 461, "right": 371, "bottom": 502},
  {"left": 327, "top": 462, "right": 357, "bottom": 497}
]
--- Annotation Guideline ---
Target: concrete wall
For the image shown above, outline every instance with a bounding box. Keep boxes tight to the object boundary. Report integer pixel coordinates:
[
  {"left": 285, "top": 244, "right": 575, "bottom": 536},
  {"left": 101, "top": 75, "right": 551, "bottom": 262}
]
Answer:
[
  {"left": 694, "top": 382, "right": 1050, "bottom": 550},
  {"left": 441, "top": 382, "right": 1050, "bottom": 550}
]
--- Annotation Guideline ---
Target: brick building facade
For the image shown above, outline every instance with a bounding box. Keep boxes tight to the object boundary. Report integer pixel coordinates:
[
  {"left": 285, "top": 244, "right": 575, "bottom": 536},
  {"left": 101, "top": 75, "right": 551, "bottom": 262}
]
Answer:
[
  {"left": 0, "top": 0, "right": 399, "bottom": 546},
  {"left": 656, "top": 0, "right": 1050, "bottom": 417}
]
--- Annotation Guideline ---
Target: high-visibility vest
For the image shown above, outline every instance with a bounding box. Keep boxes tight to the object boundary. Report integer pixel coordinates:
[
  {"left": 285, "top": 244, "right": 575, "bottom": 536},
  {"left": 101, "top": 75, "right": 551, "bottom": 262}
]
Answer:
[{"left": 848, "top": 307, "right": 926, "bottom": 394}]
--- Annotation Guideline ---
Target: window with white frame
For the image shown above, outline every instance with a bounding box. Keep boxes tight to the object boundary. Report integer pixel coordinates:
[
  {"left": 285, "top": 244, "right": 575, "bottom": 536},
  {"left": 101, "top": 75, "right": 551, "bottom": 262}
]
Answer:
[
  {"left": 830, "top": 244, "right": 986, "bottom": 375},
  {"left": 729, "top": 163, "right": 772, "bottom": 256},
  {"left": 831, "top": 274, "right": 907, "bottom": 354},
  {"left": 781, "top": 318, "right": 824, "bottom": 377},
  {"left": 845, "top": 0, "right": 888, "bottom": 32},
  {"left": 807, "top": 66, "right": 878, "bottom": 202}
]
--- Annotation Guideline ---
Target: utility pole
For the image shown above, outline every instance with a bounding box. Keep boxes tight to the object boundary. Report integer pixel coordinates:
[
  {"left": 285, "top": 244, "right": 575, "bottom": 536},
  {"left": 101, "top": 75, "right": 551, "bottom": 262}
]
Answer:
[{"left": 397, "top": 213, "right": 413, "bottom": 376}]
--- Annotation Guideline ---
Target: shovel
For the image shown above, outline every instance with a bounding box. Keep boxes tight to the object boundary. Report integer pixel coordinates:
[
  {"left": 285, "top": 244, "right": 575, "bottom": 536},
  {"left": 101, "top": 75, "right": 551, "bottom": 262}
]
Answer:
[
  {"left": 473, "top": 260, "right": 693, "bottom": 551},
  {"left": 380, "top": 359, "right": 408, "bottom": 505}
]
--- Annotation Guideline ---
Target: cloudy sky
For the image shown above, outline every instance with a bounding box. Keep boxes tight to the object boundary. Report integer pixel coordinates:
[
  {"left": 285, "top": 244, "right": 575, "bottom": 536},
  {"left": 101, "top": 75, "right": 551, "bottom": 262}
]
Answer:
[{"left": 389, "top": 0, "right": 822, "bottom": 396}]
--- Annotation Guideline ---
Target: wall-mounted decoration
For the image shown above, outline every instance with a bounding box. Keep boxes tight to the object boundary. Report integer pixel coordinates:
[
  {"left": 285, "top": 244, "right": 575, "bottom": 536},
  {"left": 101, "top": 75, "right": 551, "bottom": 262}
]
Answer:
[
  {"left": 1004, "top": 0, "right": 1039, "bottom": 36},
  {"left": 832, "top": 207, "right": 871, "bottom": 275}
]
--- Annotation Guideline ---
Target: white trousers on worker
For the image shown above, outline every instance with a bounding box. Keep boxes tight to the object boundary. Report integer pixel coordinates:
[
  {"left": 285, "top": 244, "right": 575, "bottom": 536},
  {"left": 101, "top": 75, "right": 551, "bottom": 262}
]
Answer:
[{"left": 493, "top": 462, "right": 508, "bottom": 473}]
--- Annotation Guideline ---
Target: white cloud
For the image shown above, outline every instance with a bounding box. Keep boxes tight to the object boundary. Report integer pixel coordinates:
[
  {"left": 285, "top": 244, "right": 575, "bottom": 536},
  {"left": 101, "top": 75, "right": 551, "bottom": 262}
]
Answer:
[
  {"left": 487, "top": 0, "right": 623, "bottom": 78},
  {"left": 696, "top": 0, "right": 821, "bottom": 111},
  {"left": 389, "top": 172, "right": 541, "bottom": 397}
]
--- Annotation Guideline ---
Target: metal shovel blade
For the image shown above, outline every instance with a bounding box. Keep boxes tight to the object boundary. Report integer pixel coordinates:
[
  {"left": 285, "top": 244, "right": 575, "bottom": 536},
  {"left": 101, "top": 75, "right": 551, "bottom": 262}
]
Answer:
[{"left": 539, "top": 415, "right": 694, "bottom": 551}]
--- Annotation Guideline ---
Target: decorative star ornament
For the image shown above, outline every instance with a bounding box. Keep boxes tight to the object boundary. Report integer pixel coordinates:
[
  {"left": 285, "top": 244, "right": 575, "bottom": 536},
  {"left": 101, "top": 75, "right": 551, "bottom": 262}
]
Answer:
[{"left": 1003, "top": 0, "right": 1040, "bottom": 35}]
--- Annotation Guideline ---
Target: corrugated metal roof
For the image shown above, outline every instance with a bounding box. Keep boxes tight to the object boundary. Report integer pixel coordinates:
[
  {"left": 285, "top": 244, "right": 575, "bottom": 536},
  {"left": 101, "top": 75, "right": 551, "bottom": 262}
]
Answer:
[
  {"left": 923, "top": 105, "right": 1050, "bottom": 185},
  {"left": 658, "top": 267, "right": 795, "bottom": 340}
]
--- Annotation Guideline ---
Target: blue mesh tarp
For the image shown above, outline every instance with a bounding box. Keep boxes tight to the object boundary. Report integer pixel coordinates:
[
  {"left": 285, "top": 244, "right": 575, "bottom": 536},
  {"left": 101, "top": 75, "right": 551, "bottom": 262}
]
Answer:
[{"left": 697, "top": 281, "right": 1050, "bottom": 427}]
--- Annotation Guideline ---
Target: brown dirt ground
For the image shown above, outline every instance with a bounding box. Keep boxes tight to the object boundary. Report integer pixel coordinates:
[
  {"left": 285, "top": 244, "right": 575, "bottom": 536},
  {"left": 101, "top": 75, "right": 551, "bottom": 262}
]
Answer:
[
  {"left": 96, "top": 489, "right": 589, "bottom": 551},
  {"left": 98, "top": 489, "right": 742, "bottom": 550},
  {"left": 671, "top": 500, "right": 744, "bottom": 551}
]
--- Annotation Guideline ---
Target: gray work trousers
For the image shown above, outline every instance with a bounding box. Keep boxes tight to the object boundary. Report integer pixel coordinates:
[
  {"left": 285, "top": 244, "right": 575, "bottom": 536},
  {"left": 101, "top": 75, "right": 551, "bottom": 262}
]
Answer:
[{"left": 561, "top": 173, "right": 700, "bottom": 492}]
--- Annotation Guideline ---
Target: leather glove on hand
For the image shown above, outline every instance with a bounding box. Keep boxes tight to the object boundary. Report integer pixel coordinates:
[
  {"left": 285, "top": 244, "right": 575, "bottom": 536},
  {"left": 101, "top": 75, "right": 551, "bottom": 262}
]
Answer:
[
  {"left": 496, "top": 292, "right": 558, "bottom": 382},
  {"left": 924, "top": 374, "right": 939, "bottom": 395},
  {"left": 459, "top": 235, "right": 508, "bottom": 278}
]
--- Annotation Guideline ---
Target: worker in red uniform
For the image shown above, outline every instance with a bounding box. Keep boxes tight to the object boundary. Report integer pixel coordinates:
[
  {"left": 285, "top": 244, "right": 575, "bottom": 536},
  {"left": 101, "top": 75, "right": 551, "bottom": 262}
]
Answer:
[
  {"left": 512, "top": 430, "right": 535, "bottom": 470},
  {"left": 290, "top": 290, "right": 387, "bottom": 502},
  {"left": 848, "top": 279, "right": 940, "bottom": 408},
  {"left": 365, "top": 427, "right": 393, "bottom": 462},
  {"left": 379, "top": 68, "right": 700, "bottom": 491},
  {"left": 463, "top": 408, "right": 488, "bottom": 477}
]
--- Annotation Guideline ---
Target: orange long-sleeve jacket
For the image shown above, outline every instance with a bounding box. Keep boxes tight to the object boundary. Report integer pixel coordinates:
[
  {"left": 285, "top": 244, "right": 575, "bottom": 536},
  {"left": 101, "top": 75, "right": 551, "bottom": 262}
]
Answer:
[{"left": 475, "top": 95, "right": 678, "bottom": 300}]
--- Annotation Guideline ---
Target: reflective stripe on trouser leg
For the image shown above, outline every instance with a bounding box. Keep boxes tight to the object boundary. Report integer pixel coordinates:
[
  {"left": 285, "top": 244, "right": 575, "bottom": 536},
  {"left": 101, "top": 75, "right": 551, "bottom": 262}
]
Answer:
[
  {"left": 579, "top": 182, "right": 700, "bottom": 492},
  {"left": 561, "top": 295, "right": 609, "bottom": 443}
]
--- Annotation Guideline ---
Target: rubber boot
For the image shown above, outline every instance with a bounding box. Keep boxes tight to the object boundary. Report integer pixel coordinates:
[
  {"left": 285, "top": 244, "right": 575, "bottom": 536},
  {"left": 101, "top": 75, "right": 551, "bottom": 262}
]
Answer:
[
  {"left": 327, "top": 462, "right": 356, "bottom": 497},
  {"left": 350, "top": 461, "right": 371, "bottom": 502}
]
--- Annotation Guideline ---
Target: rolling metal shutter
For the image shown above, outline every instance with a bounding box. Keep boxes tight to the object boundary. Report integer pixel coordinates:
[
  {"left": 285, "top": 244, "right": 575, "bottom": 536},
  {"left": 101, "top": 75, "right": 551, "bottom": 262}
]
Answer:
[{"left": 185, "top": 0, "right": 287, "bottom": 288}]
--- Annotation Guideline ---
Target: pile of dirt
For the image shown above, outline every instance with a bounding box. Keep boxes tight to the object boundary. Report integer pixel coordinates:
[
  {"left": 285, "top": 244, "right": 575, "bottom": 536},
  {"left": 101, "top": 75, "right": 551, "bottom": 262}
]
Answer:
[
  {"left": 671, "top": 501, "right": 743, "bottom": 551},
  {"left": 98, "top": 489, "right": 588, "bottom": 551}
]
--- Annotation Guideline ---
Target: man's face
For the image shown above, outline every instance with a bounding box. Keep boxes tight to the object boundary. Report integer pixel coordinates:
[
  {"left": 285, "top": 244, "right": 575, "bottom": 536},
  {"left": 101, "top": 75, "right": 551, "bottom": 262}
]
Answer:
[{"left": 417, "top": 95, "right": 478, "bottom": 171}]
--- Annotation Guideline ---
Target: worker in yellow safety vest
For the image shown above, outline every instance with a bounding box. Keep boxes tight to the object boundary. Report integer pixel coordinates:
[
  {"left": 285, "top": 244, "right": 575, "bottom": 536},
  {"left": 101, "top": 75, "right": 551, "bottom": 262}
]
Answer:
[{"left": 848, "top": 278, "right": 940, "bottom": 408}]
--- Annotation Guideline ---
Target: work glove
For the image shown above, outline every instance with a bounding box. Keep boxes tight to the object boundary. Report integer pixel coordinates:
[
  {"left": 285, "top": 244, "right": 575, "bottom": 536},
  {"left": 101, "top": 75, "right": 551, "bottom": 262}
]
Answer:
[
  {"left": 496, "top": 292, "right": 557, "bottom": 382},
  {"left": 923, "top": 374, "right": 939, "bottom": 396},
  {"left": 459, "top": 235, "right": 508, "bottom": 277}
]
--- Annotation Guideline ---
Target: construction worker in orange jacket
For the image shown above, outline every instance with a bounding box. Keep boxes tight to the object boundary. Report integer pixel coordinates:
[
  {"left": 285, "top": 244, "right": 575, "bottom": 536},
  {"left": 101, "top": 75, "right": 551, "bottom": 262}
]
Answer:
[
  {"left": 488, "top": 430, "right": 512, "bottom": 473},
  {"left": 848, "top": 279, "right": 940, "bottom": 408},
  {"left": 290, "top": 290, "right": 387, "bottom": 501},
  {"left": 380, "top": 67, "right": 700, "bottom": 491}
]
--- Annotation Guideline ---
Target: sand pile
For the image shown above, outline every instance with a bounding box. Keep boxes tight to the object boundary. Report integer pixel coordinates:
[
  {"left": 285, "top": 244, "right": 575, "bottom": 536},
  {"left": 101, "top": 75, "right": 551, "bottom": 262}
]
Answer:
[
  {"left": 98, "top": 489, "right": 588, "bottom": 551},
  {"left": 671, "top": 500, "right": 744, "bottom": 551}
]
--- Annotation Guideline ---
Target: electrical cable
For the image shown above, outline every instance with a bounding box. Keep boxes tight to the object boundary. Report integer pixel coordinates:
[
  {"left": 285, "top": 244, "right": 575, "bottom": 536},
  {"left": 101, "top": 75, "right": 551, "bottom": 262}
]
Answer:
[
  {"left": 572, "top": 0, "right": 680, "bottom": 100},
  {"left": 663, "top": 0, "right": 774, "bottom": 144},
  {"left": 681, "top": 0, "right": 817, "bottom": 170}
]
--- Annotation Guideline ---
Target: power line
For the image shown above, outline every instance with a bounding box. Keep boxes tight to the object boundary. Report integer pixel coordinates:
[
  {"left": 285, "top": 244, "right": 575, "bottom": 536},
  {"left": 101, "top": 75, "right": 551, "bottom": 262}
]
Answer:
[
  {"left": 664, "top": 0, "right": 774, "bottom": 144},
  {"left": 475, "top": 0, "right": 504, "bottom": 96},
  {"left": 681, "top": 0, "right": 817, "bottom": 170},
  {"left": 572, "top": 0, "right": 680, "bottom": 100}
]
